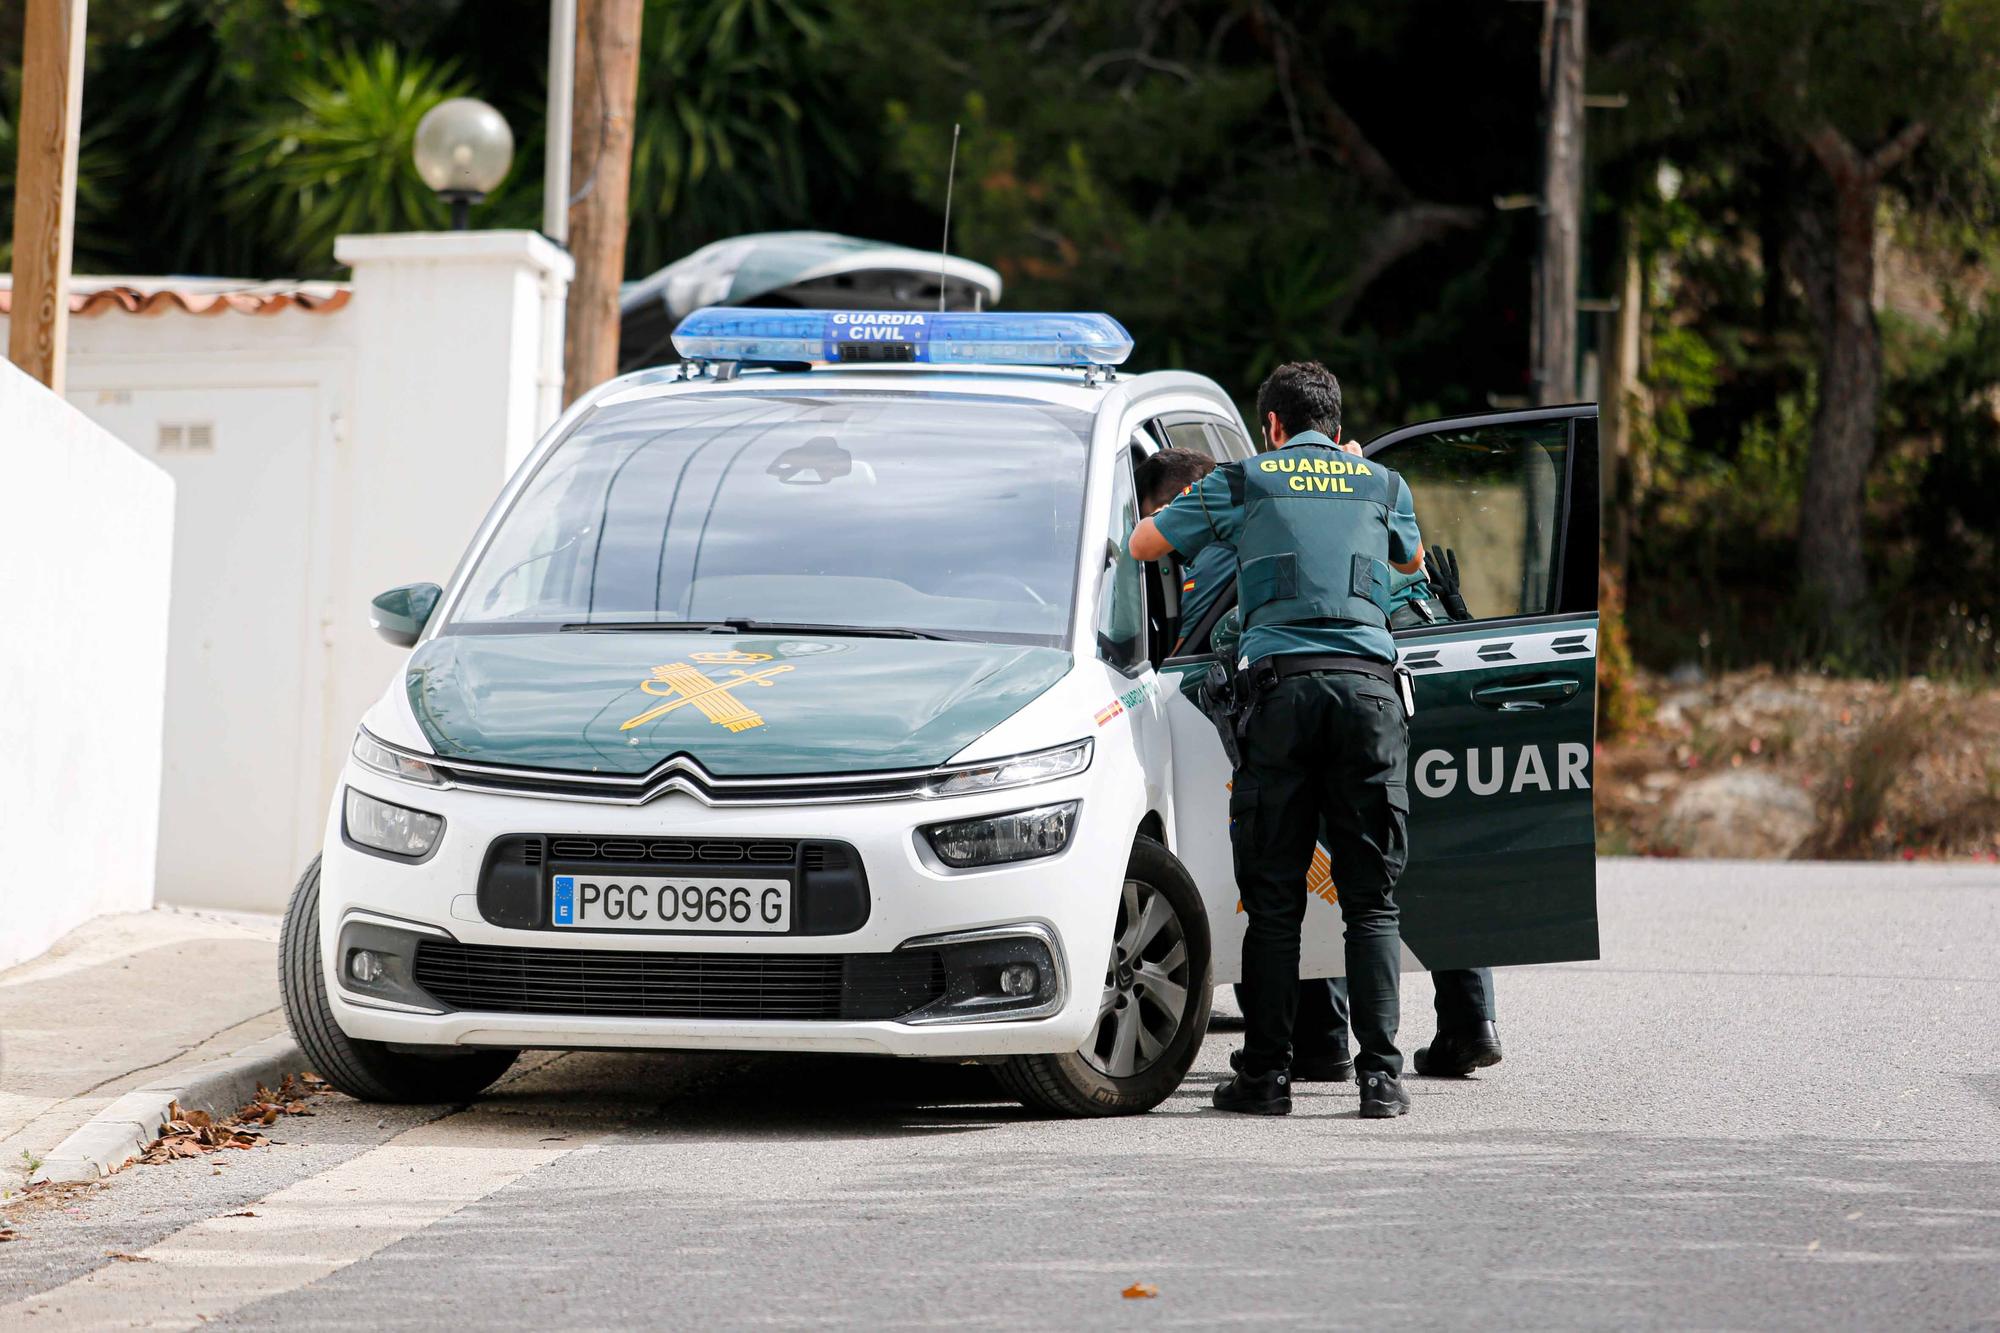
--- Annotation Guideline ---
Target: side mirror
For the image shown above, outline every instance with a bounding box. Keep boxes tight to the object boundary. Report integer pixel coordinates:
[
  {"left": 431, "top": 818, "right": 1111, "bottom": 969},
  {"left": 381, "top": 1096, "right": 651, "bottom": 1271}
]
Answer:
[{"left": 370, "top": 583, "right": 442, "bottom": 648}]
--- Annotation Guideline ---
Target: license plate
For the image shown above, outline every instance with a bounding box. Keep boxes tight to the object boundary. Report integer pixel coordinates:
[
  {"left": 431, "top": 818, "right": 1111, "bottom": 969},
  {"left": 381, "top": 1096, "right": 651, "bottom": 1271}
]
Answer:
[{"left": 549, "top": 874, "right": 792, "bottom": 933}]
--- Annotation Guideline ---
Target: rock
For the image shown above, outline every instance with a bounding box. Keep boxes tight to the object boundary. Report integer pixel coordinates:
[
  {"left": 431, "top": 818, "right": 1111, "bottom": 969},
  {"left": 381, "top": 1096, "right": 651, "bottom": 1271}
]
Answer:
[
  {"left": 1733, "top": 681, "right": 1817, "bottom": 718},
  {"left": 1656, "top": 769, "right": 1818, "bottom": 860}
]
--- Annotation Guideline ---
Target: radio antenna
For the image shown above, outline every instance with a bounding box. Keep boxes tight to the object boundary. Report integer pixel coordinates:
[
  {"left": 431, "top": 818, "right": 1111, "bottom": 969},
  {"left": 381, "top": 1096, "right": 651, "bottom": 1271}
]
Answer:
[{"left": 937, "top": 122, "right": 961, "bottom": 313}]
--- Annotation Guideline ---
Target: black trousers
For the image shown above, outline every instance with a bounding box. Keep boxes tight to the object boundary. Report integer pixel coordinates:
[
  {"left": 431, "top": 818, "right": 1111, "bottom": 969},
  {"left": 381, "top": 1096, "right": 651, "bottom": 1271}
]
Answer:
[
  {"left": 1299, "top": 970, "right": 1496, "bottom": 1057},
  {"left": 1232, "top": 672, "right": 1409, "bottom": 1079}
]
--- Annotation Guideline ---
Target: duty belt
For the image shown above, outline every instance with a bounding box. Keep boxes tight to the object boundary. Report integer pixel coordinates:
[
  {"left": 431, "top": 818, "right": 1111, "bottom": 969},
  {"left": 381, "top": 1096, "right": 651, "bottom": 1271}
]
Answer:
[{"left": 1242, "top": 653, "right": 1397, "bottom": 691}]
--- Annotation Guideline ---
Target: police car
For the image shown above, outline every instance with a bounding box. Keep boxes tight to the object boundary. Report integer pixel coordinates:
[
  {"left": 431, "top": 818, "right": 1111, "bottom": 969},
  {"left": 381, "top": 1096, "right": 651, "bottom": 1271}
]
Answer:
[{"left": 281, "top": 309, "right": 1601, "bottom": 1116}]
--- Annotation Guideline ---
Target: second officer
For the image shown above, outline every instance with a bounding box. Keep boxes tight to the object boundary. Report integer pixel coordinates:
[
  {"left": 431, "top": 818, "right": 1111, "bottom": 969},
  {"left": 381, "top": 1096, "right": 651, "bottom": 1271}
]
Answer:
[{"left": 1129, "top": 360, "right": 1424, "bottom": 1119}]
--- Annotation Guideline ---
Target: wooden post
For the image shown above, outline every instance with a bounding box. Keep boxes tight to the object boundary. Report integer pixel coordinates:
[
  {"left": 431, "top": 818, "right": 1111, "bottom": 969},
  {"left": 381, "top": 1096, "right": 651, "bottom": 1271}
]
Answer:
[
  {"left": 562, "top": 0, "right": 643, "bottom": 405},
  {"left": 1531, "top": 0, "right": 1584, "bottom": 405},
  {"left": 7, "top": 0, "right": 88, "bottom": 392},
  {"left": 1601, "top": 221, "right": 1643, "bottom": 578}
]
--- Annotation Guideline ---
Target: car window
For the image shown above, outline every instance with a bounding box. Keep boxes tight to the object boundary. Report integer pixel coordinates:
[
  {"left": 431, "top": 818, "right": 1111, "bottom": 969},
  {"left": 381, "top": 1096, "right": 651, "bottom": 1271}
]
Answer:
[
  {"left": 1371, "top": 418, "right": 1570, "bottom": 620},
  {"left": 1208, "top": 420, "right": 1253, "bottom": 460},
  {"left": 450, "top": 389, "right": 1093, "bottom": 646},
  {"left": 1097, "top": 451, "right": 1146, "bottom": 672},
  {"left": 1160, "top": 419, "right": 1218, "bottom": 460}
]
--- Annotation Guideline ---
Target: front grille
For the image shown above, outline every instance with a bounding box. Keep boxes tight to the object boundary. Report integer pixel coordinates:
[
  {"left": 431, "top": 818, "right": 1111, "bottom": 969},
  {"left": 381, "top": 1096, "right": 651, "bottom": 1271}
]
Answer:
[
  {"left": 546, "top": 836, "right": 794, "bottom": 864},
  {"left": 411, "top": 941, "right": 944, "bottom": 1021}
]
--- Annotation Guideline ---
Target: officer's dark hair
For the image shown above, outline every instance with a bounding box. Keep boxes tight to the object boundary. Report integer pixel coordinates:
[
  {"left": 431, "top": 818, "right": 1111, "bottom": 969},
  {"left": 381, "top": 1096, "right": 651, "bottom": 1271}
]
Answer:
[
  {"left": 1135, "top": 448, "right": 1215, "bottom": 513},
  {"left": 1255, "top": 361, "right": 1342, "bottom": 443}
]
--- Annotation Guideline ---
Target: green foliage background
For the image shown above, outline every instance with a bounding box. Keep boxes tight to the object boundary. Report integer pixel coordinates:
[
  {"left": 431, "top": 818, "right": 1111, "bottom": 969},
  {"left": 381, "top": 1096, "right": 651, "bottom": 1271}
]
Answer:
[{"left": 1, "top": 0, "right": 1996, "bottom": 679}]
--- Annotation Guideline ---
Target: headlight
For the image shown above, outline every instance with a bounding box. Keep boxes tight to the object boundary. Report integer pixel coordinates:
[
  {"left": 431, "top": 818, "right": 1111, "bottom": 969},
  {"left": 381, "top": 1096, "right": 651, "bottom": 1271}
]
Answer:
[
  {"left": 352, "top": 729, "right": 445, "bottom": 787},
  {"left": 343, "top": 787, "right": 444, "bottom": 859},
  {"left": 926, "top": 739, "right": 1092, "bottom": 798},
  {"left": 922, "top": 801, "right": 1078, "bottom": 868}
]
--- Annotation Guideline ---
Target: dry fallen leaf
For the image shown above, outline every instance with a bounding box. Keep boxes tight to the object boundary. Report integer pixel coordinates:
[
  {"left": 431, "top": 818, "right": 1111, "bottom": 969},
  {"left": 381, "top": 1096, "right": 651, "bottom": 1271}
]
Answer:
[
  {"left": 1806, "top": 1239, "right": 1821, "bottom": 1253},
  {"left": 0, "top": 1228, "right": 18, "bottom": 1243},
  {"left": 133, "top": 1077, "right": 331, "bottom": 1171},
  {"left": 226, "top": 1211, "right": 258, "bottom": 1218},
  {"left": 107, "top": 1252, "right": 153, "bottom": 1263},
  {"left": 1122, "top": 1283, "right": 1159, "bottom": 1300}
]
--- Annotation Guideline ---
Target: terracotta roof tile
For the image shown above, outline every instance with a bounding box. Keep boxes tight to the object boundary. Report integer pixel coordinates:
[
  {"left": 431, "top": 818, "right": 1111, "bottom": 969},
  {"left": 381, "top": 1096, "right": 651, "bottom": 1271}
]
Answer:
[{"left": 0, "top": 283, "right": 351, "bottom": 317}]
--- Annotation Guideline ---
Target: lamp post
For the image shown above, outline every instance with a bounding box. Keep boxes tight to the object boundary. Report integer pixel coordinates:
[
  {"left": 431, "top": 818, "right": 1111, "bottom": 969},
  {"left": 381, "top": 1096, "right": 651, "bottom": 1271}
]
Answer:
[{"left": 413, "top": 97, "right": 515, "bottom": 230}]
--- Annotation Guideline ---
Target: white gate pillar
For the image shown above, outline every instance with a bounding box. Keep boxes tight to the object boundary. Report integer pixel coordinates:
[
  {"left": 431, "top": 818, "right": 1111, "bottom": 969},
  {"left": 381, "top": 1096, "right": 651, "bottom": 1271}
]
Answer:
[{"left": 327, "top": 231, "right": 572, "bottom": 766}]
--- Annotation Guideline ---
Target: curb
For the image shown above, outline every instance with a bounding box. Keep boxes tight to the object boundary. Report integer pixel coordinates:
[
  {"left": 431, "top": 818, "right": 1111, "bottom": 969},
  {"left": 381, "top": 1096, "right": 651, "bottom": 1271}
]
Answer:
[{"left": 30, "top": 1034, "right": 308, "bottom": 1184}]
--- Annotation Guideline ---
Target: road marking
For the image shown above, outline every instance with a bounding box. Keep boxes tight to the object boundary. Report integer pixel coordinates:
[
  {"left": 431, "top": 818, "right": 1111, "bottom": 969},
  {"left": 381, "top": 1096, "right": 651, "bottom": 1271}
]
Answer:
[{"left": 1, "top": 1109, "right": 585, "bottom": 1329}]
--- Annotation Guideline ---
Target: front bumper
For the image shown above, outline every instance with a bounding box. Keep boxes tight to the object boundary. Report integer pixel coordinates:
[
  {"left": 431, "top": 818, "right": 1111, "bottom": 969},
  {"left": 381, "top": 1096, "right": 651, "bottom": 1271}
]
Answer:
[{"left": 317, "top": 764, "right": 1122, "bottom": 1058}]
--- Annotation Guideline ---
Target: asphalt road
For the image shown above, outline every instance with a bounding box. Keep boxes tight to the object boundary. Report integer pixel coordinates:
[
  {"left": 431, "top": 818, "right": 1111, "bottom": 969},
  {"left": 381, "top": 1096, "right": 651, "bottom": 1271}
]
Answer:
[{"left": 4, "top": 859, "right": 1997, "bottom": 1330}]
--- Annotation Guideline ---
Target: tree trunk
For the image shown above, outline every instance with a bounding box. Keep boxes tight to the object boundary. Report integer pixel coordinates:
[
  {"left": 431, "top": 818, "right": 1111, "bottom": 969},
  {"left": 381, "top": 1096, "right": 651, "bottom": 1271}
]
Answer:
[
  {"left": 1795, "top": 121, "right": 1924, "bottom": 624},
  {"left": 562, "top": 0, "right": 644, "bottom": 405},
  {"left": 1601, "top": 218, "right": 1643, "bottom": 578},
  {"left": 1796, "top": 175, "right": 1879, "bottom": 618},
  {"left": 1532, "top": 0, "right": 1584, "bottom": 405}
]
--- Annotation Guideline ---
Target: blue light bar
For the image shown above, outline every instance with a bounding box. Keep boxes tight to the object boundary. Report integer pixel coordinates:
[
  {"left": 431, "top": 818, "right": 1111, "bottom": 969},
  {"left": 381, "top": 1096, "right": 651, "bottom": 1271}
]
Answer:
[{"left": 670, "top": 308, "right": 1134, "bottom": 368}]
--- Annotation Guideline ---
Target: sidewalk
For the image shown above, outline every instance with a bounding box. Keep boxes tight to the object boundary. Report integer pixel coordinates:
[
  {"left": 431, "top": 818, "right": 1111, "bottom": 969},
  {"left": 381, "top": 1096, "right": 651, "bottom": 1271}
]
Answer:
[{"left": 0, "top": 910, "right": 286, "bottom": 1183}]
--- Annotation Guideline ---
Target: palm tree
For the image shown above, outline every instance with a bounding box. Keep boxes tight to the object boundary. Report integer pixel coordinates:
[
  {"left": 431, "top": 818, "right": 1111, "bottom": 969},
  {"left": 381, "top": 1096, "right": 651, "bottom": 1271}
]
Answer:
[{"left": 226, "top": 45, "right": 478, "bottom": 276}]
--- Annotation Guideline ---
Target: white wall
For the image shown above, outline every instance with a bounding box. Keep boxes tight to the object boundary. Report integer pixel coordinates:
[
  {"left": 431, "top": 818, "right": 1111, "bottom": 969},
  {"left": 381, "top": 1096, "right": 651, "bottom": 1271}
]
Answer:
[
  {"left": 0, "top": 360, "right": 174, "bottom": 969},
  {"left": 39, "top": 298, "right": 356, "bottom": 912},
  {"left": 0, "top": 230, "right": 570, "bottom": 920}
]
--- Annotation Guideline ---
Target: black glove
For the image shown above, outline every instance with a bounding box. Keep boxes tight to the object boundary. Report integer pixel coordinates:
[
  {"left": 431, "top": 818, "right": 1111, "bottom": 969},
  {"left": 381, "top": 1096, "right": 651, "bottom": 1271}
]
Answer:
[{"left": 1425, "top": 546, "right": 1472, "bottom": 622}]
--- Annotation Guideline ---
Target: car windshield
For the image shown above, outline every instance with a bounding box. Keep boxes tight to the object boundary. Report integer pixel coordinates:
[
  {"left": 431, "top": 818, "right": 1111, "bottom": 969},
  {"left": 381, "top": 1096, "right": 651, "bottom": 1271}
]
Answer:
[{"left": 449, "top": 388, "right": 1093, "bottom": 646}]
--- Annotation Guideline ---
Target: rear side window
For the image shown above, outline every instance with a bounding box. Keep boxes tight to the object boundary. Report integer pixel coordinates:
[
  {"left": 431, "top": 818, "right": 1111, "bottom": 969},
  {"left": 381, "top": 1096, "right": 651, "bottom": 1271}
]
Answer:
[
  {"left": 1209, "top": 421, "right": 1254, "bottom": 460},
  {"left": 1160, "top": 419, "right": 1218, "bottom": 460}
]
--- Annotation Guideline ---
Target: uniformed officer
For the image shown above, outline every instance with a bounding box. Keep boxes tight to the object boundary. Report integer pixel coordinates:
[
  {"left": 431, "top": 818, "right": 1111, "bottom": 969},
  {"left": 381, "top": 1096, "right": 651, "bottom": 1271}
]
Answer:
[
  {"left": 1131, "top": 360, "right": 1423, "bottom": 1119},
  {"left": 1156, "top": 438, "right": 1501, "bottom": 1088}
]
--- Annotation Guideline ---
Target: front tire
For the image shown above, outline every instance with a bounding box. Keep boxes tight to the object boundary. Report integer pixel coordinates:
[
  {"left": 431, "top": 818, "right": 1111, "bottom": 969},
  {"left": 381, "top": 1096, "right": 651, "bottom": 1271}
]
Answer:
[
  {"left": 280, "top": 856, "right": 517, "bottom": 1103},
  {"left": 996, "top": 836, "right": 1212, "bottom": 1117}
]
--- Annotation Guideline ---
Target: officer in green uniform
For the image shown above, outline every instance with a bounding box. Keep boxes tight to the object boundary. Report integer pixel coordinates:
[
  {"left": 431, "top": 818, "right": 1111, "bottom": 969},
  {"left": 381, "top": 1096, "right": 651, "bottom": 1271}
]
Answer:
[
  {"left": 1207, "top": 556, "right": 1503, "bottom": 1081},
  {"left": 1187, "top": 442, "right": 1501, "bottom": 1086},
  {"left": 1131, "top": 361, "right": 1424, "bottom": 1119}
]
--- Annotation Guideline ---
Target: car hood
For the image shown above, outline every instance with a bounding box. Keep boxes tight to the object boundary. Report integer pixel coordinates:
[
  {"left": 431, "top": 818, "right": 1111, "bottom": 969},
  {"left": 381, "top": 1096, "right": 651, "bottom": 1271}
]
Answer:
[{"left": 404, "top": 632, "right": 1073, "bottom": 777}]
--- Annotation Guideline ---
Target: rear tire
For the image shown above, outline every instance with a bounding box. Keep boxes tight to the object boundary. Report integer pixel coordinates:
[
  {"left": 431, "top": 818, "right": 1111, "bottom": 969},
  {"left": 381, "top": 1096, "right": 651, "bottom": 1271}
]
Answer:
[
  {"left": 996, "top": 836, "right": 1212, "bottom": 1117},
  {"left": 280, "top": 855, "right": 517, "bottom": 1104}
]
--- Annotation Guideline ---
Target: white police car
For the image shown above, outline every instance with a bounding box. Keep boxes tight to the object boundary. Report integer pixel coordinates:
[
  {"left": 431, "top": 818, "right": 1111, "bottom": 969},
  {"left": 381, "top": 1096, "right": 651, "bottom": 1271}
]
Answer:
[{"left": 283, "top": 309, "right": 1601, "bottom": 1116}]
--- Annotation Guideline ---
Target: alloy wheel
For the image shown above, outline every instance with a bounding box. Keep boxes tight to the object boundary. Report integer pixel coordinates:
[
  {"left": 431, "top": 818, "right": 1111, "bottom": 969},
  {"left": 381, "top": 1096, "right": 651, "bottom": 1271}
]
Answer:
[{"left": 1082, "top": 877, "right": 1192, "bottom": 1079}]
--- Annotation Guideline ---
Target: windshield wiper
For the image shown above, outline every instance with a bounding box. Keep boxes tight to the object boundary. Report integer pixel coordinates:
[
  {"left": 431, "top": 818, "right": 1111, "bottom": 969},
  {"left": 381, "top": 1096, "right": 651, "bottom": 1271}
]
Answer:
[
  {"left": 560, "top": 618, "right": 957, "bottom": 641},
  {"left": 734, "top": 620, "right": 959, "bottom": 641},
  {"left": 561, "top": 620, "right": 745, "bottom": 633}
]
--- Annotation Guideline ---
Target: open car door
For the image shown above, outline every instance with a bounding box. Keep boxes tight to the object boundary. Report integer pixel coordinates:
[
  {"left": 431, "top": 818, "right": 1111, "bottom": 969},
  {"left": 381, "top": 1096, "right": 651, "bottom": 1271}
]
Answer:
[{"left": 1164, "top": 406, "right": 1601, "bottom": 981}]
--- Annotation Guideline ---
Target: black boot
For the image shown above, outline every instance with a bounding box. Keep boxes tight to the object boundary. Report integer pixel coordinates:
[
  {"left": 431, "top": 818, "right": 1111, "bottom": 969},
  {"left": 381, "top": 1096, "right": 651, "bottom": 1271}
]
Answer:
[
  {"left": 1357, "top": 1070, "right": 1410, "bottom": 1119},
  {"left": 1232, "top": 1046, "right": 1352, "bottom": 1084},
  {"left": 1413, "top": 1022, "right": 1503, "bottom": 1077},
  {"left": 1212, "top": 1066, "right": 1291, "bottom": 1115}
]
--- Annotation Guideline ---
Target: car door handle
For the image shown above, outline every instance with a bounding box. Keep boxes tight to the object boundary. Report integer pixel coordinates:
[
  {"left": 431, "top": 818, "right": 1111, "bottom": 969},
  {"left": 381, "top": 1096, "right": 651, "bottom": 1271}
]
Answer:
[{"left": 1471, "top": 675, "right": 1580, "bottom": 712}]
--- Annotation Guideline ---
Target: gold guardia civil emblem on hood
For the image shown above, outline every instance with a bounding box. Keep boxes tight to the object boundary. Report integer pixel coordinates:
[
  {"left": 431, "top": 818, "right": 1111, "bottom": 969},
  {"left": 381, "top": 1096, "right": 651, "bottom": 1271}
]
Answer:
[{"left": 620, "top": 651, "right": 794, "bottom": 734}]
